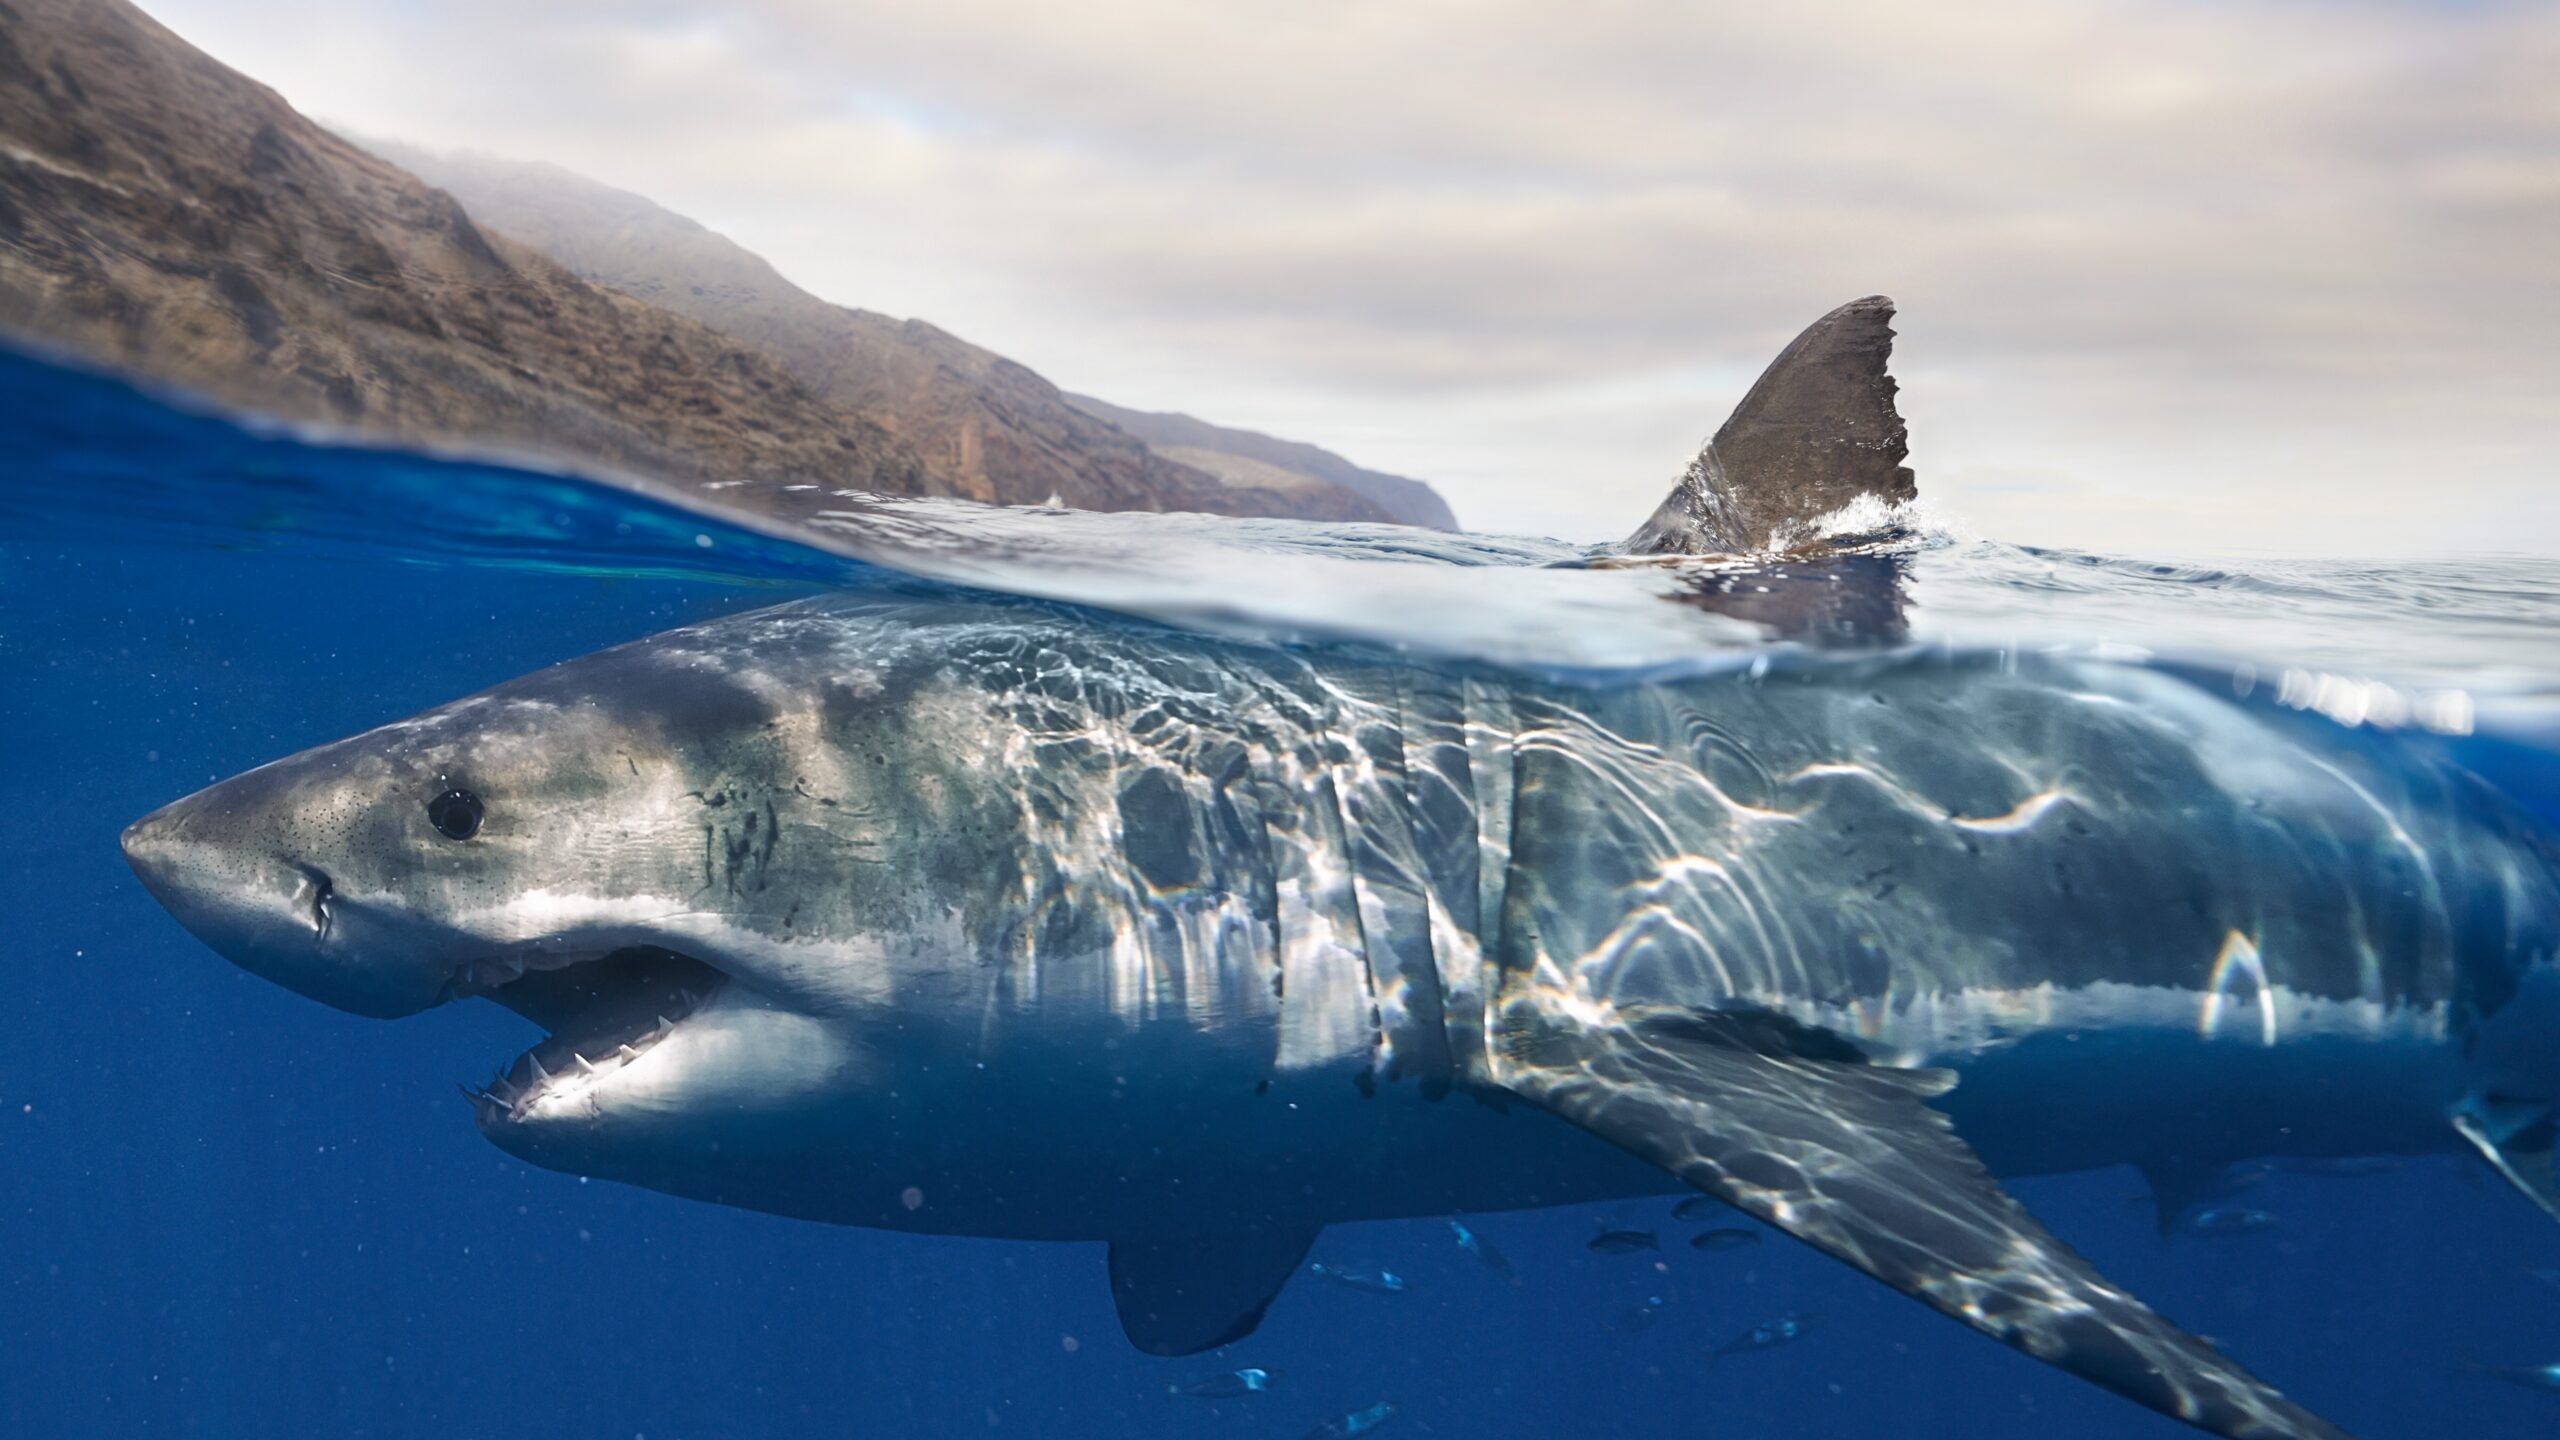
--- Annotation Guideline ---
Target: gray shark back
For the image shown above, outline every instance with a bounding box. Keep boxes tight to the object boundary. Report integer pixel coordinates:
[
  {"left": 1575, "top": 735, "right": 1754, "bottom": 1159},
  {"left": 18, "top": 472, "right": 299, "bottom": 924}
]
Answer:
[{"left": 1499, "top": 650, "right": 2539, "bottom": 1040}]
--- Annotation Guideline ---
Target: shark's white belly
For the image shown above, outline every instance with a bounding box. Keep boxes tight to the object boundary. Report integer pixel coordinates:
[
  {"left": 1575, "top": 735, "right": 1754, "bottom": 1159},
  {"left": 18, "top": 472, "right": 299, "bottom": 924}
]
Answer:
[{"left": 540, "top": 955, "right": 2470, "bottom": 1244}]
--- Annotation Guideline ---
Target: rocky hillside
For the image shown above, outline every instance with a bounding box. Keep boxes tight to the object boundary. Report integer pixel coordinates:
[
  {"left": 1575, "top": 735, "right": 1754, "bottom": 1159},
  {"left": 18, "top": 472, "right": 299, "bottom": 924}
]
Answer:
[
  {"left": 1062, "top": 392, "right": 1458, "bottom": 530},
  {"left": 375, "top": 145, "right": 1439, "bottom": 525},
  {"left": 0, "top": 0, "right": 940, "bottom": 514},
  {"left": 0, "top": 0, "right": 1441, "bottom": 527}
]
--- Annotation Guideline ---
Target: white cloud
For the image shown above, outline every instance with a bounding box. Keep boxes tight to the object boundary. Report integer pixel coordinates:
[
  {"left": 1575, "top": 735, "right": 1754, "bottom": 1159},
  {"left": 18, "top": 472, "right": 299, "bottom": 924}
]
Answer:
[{"left": 145, "top": 0, "right": 2560, "bottom": 553}]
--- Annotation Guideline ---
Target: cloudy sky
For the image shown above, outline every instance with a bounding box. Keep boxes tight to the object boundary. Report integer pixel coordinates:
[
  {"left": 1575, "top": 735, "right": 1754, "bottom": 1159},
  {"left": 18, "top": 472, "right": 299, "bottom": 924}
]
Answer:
[{"left": 147, "top": 0, "right": 2557, "bottom": 554}]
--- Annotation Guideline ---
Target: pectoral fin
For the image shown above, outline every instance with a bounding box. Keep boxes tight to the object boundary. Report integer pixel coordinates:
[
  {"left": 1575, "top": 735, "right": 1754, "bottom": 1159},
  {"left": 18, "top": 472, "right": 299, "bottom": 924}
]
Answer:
[
  {"left": 1491, "top": 1007, "right": 2350, "bottom": 1440},
  {"left": 1106, "top": 1223, "right": 1321, "bottom": 1356}
]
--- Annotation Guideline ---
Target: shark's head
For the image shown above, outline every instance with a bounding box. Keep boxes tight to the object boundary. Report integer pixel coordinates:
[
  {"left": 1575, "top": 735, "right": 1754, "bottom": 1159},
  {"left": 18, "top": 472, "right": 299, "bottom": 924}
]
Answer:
[
  {"left": 121, "top": 685, "right": 663, "bottom": 1020},
  {"left": 121, "top": 599, "right": 1057, "bottom": 1222}
]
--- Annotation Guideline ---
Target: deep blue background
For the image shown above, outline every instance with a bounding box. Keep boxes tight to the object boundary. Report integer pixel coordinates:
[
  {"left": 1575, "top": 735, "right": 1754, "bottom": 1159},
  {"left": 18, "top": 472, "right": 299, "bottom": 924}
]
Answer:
[{"left": 4, "top": 413, "right": 2559, "bottom": 1437}]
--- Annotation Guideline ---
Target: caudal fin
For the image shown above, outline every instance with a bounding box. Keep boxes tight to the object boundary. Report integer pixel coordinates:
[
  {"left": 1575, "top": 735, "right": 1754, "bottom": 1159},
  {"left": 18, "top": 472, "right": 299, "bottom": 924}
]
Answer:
[{"left": 1620, "top": 296, "right": 1915, "bottom": 556}]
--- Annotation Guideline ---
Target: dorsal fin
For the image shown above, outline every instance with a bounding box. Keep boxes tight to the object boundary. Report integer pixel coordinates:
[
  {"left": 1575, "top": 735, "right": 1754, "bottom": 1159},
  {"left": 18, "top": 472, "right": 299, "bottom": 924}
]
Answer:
[{"left": 1621, "top": 296, "right": 1915, "bottom": 556}]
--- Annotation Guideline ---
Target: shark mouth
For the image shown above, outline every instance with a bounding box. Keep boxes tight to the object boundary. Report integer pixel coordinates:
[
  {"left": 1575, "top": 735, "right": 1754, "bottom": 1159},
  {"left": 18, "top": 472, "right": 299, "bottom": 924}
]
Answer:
[{"left": 452, "top": 945, "right": 729, "bottom": 1123}]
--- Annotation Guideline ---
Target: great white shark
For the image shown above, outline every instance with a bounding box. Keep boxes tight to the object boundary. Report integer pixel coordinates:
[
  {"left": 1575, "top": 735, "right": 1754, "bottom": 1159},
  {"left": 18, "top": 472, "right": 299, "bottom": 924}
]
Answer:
[{"left": 122, "top": 300, "right": 2560, "bottom": 1439}]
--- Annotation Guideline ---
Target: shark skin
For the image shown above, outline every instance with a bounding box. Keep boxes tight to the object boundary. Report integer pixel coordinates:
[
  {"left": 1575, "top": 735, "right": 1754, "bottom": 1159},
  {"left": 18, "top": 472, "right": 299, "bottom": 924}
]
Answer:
[
  {"left": 118, "top": 302, "right": 2560, "bottom": 1439},
  {"left": 115, "top": 591, "right": 2560, "bottom": 1438}
]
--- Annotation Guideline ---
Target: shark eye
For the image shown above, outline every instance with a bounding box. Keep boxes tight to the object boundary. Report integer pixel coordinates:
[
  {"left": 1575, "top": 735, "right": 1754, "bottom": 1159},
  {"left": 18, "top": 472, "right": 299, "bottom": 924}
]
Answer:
[{"left": 427, "top": 789, "right": 485, "bottom": 840}]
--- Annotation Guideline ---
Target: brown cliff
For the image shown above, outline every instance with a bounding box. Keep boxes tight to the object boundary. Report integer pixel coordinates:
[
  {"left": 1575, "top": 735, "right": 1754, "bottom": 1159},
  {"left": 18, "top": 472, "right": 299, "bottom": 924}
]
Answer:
[
  {"left": 371, "top": 144, "right": 1433, "bottom": 524},
  {"left": 0, "top": 0, "right": 945, "bottom": 514},
  {"left": 0, "top": 0, "right": 1444, "bottom": 527},
  {"left": 1061, "top": 391, "right": 1458, "bottom": 530}
]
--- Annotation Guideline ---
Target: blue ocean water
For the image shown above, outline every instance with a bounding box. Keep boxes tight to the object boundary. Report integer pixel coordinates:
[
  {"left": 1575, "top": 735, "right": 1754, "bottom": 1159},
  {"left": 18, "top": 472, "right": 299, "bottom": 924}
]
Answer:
[{"left": 5, "top": 345, "right": 2560, "bottom": 1439}]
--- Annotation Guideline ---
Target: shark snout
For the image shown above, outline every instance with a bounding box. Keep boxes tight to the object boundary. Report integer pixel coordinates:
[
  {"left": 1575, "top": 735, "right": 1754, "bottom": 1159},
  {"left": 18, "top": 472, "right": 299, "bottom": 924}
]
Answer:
[
  {"left": 119, "top": 806, "right": 174, "bottom": 880},
  {"left": 120, "top": 797, "right": 240, "bottom": 918},
  {"left": 122, "top": 791, "right": 434, "bottom": 1020}
]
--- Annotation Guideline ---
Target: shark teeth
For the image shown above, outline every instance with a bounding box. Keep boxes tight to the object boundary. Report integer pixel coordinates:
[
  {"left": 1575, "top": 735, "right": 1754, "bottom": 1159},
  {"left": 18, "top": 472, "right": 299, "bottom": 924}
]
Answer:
[
  {"left": 461, "top": 1010, "right": 696, "bottom": 1124},
  {"left": 449, "top": 948, "right": 729, "bottom": 1123},
  {"left": 435, "top": 946, "right": 609, "bottom": 1004},
  {"left": 436, "top": 956, "right": 530, "bottom": 1003}
]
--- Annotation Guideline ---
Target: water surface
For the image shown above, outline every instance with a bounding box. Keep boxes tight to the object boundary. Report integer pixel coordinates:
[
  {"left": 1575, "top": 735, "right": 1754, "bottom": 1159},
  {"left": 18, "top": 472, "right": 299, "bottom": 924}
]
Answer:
[{"left": 5, "top": 347, "right": 2559, "bottom": 1439}]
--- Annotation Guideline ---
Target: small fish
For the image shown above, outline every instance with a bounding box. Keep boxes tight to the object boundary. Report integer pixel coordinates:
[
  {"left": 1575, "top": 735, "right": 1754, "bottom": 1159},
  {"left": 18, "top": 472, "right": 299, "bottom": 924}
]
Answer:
[
  {"left": 1168, "top": 1366, "right": 1276, "bottom": 1399},
  {"left": 1587, "top": 1229, "right": 1659, "bottom": 1255},
  {"left": 1304, "top": 1400, "right": 1399, "bottom": 1438},
  {"left": 2467, "top": 1360, "right": 2560, "bottom": 1393},
  {"left": 2218, "top": 1159, "right": 2278, "bottom": 1191},
  {"left": 2126, "top": 1160, "right": 2275, "bottom": 1223},
  {"left": 2275, "top": 1156, "right": 2402, "bottom": 1179},
  {"left": 1448, "top": 1217, "right": 1519, "bottom": 1286},
  {"left": 2180, "top": 1207, "right": 2279, "bottom": 1237},
  {"left": 1611, "top": 1295, "right": 1669, "bottom": 1335},
  {"left": 1712, "top": 1311, "right": 1820, "bottom": 1362},
  {"left": 1671, "top": 1195, "right": 1729, "bottom": 1223},
  {"left": 1308, "top": 1261, "right": 1407, "bottom": 1294},
  {"left": 2528, "top": 1266, "right": 2560, "bottom": 1292},
  {"left": 1689, "top": 1227, "right": 1762, "bottom": 1253}
]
